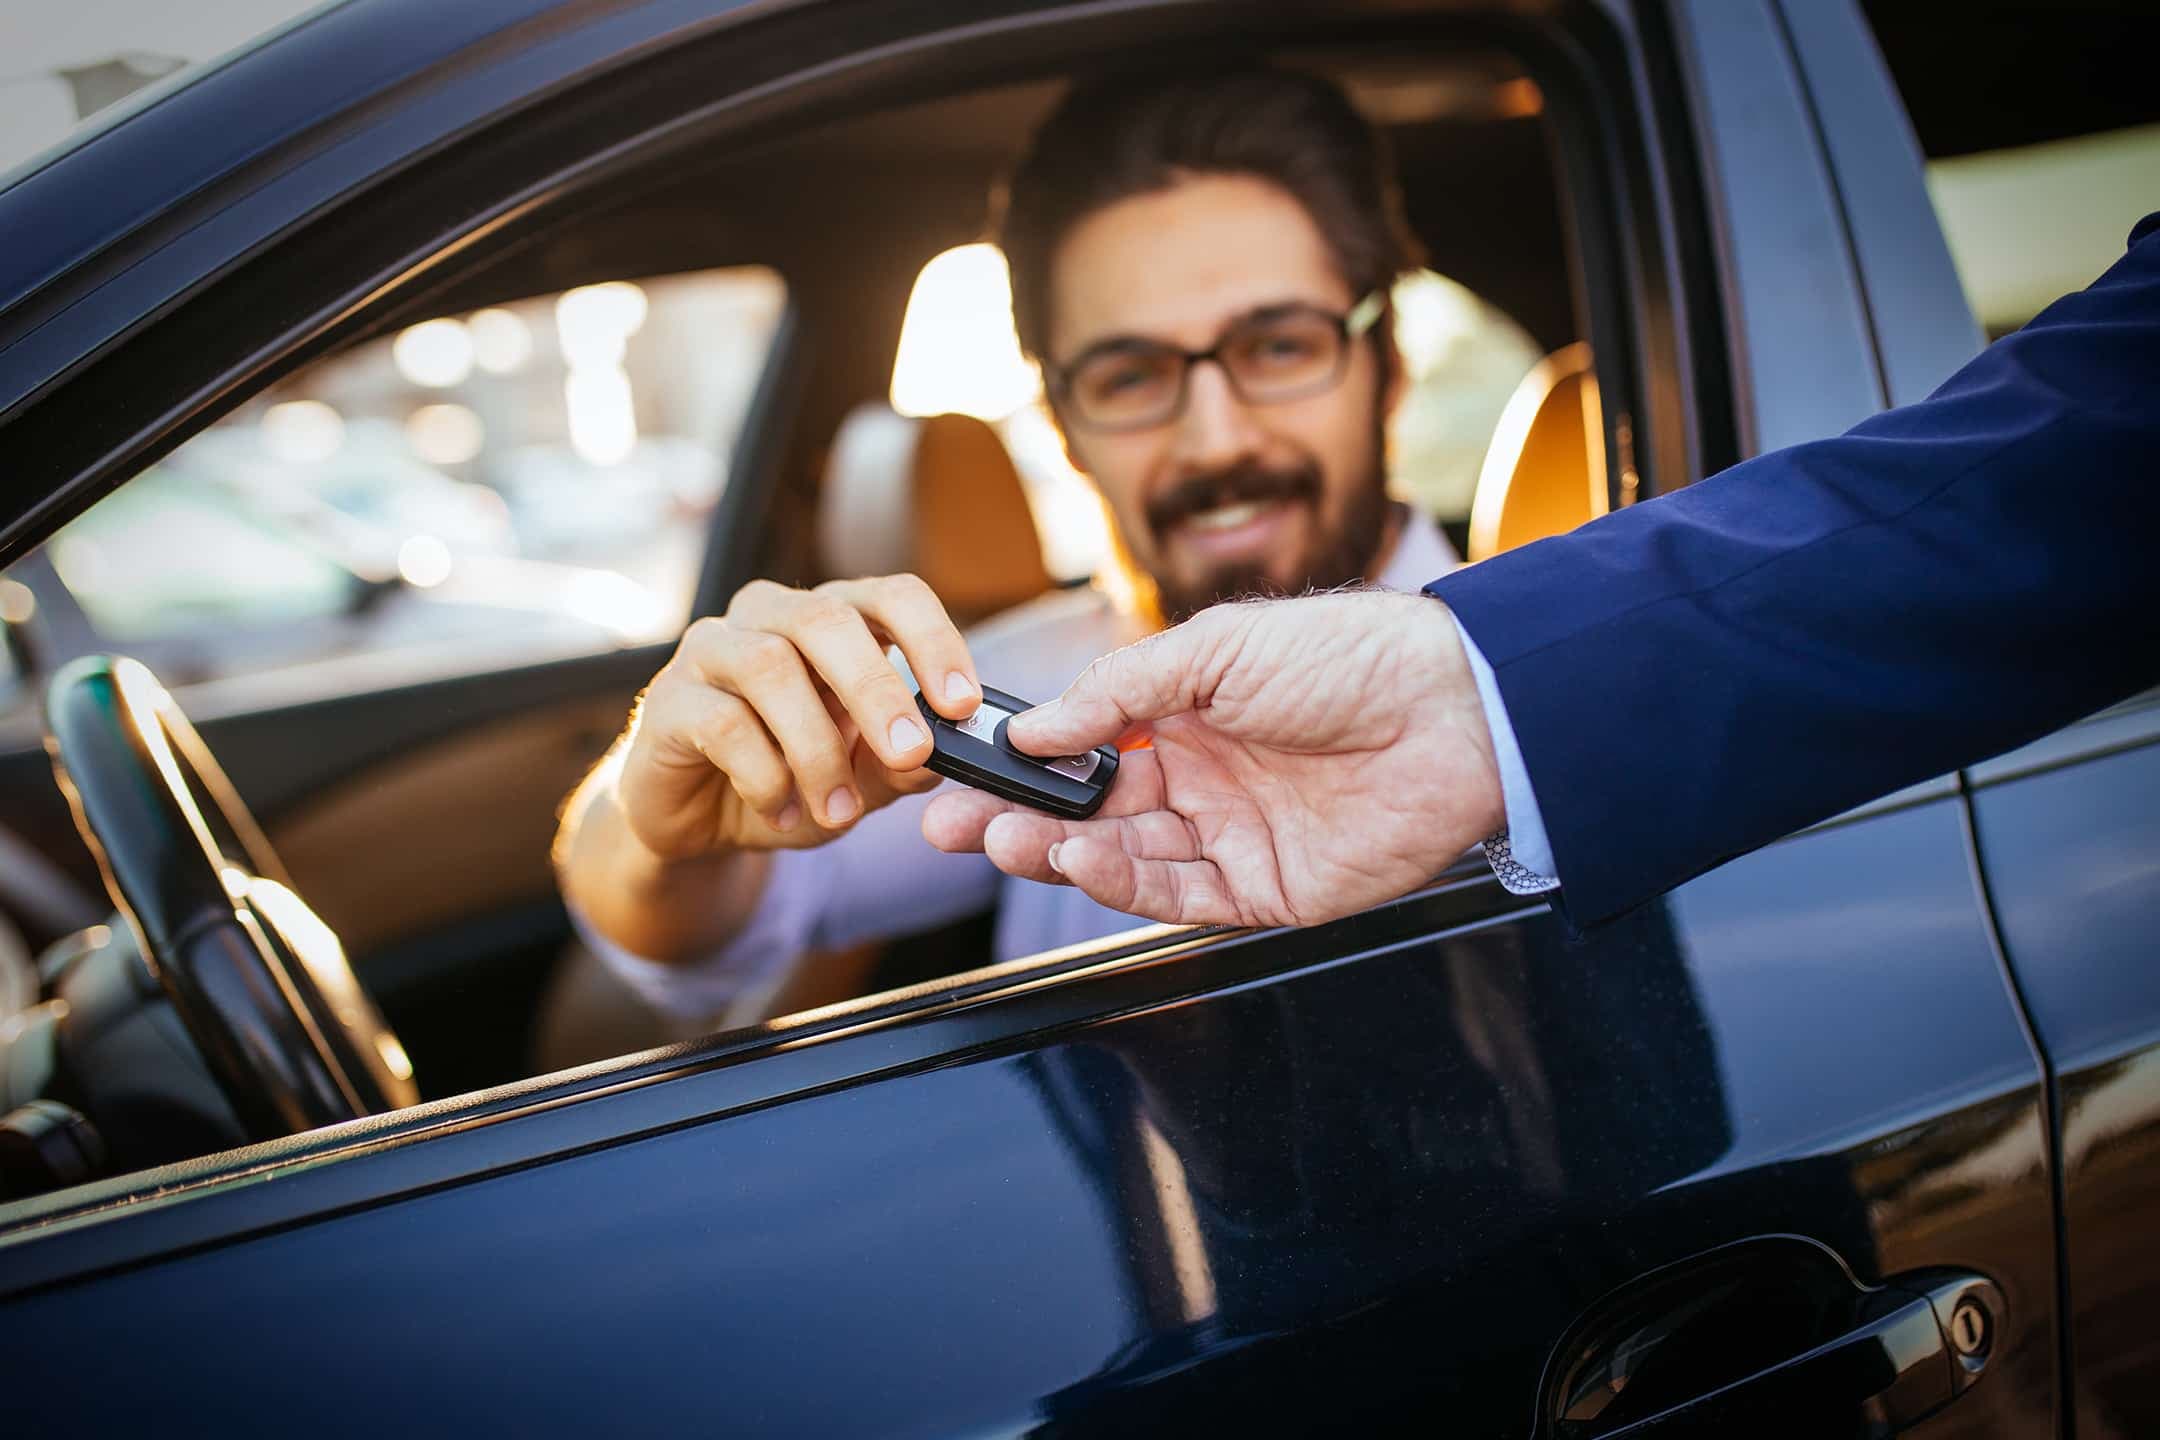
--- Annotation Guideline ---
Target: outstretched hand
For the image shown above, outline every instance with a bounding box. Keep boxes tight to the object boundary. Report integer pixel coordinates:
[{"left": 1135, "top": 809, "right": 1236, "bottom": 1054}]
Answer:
[{"left": 921, "top": 589, "right": 1506, "bottom": 927}]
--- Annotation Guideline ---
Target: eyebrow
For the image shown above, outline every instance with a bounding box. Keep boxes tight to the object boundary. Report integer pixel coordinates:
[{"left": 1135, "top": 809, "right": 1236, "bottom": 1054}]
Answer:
[{"left": 1057, "top": 298, "right": 1335, "bottom": 374}]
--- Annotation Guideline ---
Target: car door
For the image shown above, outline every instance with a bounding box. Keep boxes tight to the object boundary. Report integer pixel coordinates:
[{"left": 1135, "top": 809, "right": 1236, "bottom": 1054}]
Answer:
[
  {"left": 0, "top": 0, "right": 2062, "bottom": 1434},
  {"left": 1812, "top": 4, "right": 2160, "bottom": 1436},
  {"left": 1963, "top": 694, "right": 2160, "bottom": 1440}
]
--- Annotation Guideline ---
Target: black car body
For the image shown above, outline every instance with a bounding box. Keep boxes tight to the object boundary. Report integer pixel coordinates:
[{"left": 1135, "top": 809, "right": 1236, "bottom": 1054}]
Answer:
[{"left": 0, "top": 1, "right": 2154, "bottom": 1434}]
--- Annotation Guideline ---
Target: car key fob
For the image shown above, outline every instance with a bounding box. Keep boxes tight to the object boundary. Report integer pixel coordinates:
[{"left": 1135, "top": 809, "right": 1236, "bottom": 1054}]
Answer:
[{"left": 915, "top": 685, "right": 1119, "bottom": 819}]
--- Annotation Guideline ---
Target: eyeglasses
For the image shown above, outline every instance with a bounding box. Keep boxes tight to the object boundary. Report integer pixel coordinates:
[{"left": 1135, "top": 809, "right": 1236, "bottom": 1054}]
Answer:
[{"left": 1048, "top": 291, "right": 1388, "bottom": 433}]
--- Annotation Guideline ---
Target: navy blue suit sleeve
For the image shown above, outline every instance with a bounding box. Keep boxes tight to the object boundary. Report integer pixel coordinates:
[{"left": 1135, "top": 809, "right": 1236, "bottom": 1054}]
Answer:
[{"left": 1427, "top": 212, "right": 2160, "bottom": 927}]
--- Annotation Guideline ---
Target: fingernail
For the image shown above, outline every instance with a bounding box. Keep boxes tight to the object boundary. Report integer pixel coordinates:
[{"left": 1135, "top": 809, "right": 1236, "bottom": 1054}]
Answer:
[
  {"left": 888, "top": 716, "right": 927, "bottom": 752},
  {"left": 774, "top": 802, "right": 802, "bottom": 831},
  {"left": 1047, "top": 841, "right": 1066, "bottom": 875},
  {"left": 944, "top": 672, "right": 977, "bottom": 705},
  {"left": 825, "top": 788, "right": 859, "bottom": 824}
]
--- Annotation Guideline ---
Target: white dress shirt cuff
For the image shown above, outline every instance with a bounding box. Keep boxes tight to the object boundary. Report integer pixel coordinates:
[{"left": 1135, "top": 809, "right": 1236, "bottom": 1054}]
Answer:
[{"left": 1448, "top": 614, "right": 1560, "bottom": 895}]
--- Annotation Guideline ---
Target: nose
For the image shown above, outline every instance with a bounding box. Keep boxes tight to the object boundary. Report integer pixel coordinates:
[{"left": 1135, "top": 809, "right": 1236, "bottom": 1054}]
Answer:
[{"left": 1171, "top": 357, "right": 1266, "bottom": 474}]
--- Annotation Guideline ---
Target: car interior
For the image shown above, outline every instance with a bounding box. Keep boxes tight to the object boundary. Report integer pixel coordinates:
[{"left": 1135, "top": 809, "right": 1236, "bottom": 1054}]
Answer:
[{"left": 0, "top": 42, "right": 1616, "bottom": 1201}]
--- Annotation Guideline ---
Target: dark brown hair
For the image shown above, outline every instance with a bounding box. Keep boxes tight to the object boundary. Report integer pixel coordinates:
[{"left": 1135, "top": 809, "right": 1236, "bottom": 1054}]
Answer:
[{"left": 996, "top": 65, "right": 1424, "bottom": 366}]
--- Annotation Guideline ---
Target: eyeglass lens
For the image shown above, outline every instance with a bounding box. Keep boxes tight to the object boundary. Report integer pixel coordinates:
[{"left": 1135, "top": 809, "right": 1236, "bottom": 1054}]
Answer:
[{"left": 1066, "top": 308, "right": 1347, "bottom": 428}]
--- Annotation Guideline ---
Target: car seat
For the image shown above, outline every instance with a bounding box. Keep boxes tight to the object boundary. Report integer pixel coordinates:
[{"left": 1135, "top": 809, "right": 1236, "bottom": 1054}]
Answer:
[
  {"left": 817, "top": 404, "right": 1054, "bottom": 622},
  {"left": 1466, "top": 342, "right": 1608, "bottom": 560}
]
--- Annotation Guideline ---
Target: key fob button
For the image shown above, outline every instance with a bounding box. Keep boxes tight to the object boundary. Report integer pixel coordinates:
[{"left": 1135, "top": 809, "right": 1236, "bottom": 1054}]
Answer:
[
  {"left": 954, "top": 708, "right": 1001, "bottom": 744},
  {"left": 1046, "top": 751, "right": 1101, "bottom": 782}
]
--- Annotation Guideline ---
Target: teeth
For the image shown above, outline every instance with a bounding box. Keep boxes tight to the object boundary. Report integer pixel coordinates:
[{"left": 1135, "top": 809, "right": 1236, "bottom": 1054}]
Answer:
[{"left": 1184, "top": 501, "right": 1267, "bottom": 532}]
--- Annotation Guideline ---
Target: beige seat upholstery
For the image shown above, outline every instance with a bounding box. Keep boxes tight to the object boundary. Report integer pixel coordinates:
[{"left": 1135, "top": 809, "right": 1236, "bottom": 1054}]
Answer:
[
  {"left": 818, "top": 405, "right": 1053, "bottom": 624},
  {"left": 1466, "top": 342, "right": 1608, "bottom": 562}
]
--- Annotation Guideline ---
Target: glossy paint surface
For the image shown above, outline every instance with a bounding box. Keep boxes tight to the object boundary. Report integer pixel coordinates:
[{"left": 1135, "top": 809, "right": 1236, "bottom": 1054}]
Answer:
[
  {"left": 1973, "top": 726, "right": 2160, "bottom": 1438},
  {"left": 1, "top": 801, "right": 2053, "bottom": 1433}
]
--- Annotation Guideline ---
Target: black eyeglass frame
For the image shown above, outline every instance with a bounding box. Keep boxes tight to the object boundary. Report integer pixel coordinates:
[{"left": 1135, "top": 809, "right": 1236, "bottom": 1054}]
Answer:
[{"left": 1045, "top": 290, "right": 1389, "bottom": 433}]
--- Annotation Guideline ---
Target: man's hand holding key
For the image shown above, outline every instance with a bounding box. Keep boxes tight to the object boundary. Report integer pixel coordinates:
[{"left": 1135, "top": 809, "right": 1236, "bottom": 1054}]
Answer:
[
  {"left": 618, "top": 574, "right": 982, "bottom": 858},
  {"left": 921, "top": 590, "right": 1506, "bottom": 929}
]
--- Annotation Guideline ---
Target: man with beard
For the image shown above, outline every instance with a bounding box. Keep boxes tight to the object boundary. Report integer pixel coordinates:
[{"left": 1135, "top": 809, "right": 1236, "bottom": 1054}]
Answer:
[{"left": 553, "top": 66, "right": 1500, "bottom": 1021}]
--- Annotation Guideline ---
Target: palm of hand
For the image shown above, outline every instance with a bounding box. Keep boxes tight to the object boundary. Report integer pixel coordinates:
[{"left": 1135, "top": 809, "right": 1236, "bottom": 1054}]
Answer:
[{"left": 1135, "top": 700, "right": 1489, "bottom": 926}]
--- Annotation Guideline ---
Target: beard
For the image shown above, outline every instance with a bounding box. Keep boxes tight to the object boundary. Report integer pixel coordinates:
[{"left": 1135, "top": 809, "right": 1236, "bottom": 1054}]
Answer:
[{"left": 1145, "top": 415, "right": 1392, "bottom": 624}]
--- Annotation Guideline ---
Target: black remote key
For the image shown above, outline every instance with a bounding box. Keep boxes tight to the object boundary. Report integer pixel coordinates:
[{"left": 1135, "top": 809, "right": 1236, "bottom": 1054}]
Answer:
[{"left": 915, "top": 685, "right": 1119, "bottom": 819}]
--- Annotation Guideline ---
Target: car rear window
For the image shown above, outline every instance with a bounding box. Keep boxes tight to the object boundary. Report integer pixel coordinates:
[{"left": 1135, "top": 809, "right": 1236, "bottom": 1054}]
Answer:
[{"left": 1863, "top": 0, "right": 2160, "bottom": 336}]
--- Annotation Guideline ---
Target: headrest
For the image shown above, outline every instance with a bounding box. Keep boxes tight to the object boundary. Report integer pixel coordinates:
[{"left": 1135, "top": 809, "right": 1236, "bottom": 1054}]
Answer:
[
  {"left": 1467, "top": 342, "right": 1608, "bottom": 562},
  {"left": 818, "top": 405, "right": 1054, "bottom": 625}
]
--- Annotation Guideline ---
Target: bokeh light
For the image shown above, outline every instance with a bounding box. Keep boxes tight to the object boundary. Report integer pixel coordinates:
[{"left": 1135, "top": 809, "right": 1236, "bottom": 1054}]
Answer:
[
  {"left": 393, "top": 318, "right": 475, "bottom": 388},
  {"left": 565, "top": 369, "right": 638, "bottom": 467},
  {"left": 396, "top": 534, "right": 454, "bottom": 588},
  {"left": 260, "top": 399, "right": 346, "bottom": 463},
  {"left": 556, "top": 283, "right": 646, "bottom": 465},
  {"left": 468, "top": 307, "right": 534, "bottom": 374},
  {"left": 555, "top": 282, "right": 648, "bottom": 368},
  {"left": 406, "top": 403, "right": 486, "bottom": 466}
]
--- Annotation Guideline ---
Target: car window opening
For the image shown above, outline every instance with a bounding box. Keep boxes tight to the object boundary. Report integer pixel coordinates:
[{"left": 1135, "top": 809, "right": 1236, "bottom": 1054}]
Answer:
[{"left": 0, "top": 38, "right": 1611, "bottom": 1213}]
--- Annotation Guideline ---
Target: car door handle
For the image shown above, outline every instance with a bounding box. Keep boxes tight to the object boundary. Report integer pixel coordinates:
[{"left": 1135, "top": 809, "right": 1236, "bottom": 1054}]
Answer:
[
  {"left": 1539, "top": 1237, "right": 2006, "bottom": 1440},
  {"left": 1594, "top": 1283, "right": 1973, "bottom": 1437}
]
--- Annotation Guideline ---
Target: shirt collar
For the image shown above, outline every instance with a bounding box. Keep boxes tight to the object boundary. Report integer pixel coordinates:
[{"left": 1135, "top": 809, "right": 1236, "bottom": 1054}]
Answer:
[{"left": 1375, "top": 505, "right": 1463, "bottom": 592}]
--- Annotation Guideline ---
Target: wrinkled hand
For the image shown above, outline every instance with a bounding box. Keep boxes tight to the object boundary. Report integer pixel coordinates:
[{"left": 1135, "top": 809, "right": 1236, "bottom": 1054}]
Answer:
[{"left": 922, "top": 589, "right": 1504, "bottom": 927}]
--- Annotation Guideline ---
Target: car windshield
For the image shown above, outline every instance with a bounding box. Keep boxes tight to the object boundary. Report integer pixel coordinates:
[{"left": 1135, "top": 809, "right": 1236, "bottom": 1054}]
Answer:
[{"left": 0, "top": 0, "right": 338, "bottom": 181}]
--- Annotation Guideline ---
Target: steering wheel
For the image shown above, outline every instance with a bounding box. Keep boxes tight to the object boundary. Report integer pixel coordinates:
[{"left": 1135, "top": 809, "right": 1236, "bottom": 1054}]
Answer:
[{"left": 44, "top": 656, "right": 417, "bottom": 1140}]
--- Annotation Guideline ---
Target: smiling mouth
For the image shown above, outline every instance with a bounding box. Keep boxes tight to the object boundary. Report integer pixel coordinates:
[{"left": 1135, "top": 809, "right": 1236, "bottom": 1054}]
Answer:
[
  {"left": 1168, "top": 497, "right": 1306, "bottom": 563},
  {"left": 1182, "top": 500, "right": 1272, "bottom": 532}
]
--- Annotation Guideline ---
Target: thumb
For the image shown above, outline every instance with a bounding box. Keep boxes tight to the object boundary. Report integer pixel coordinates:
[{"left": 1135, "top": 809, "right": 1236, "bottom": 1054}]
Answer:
[{"left": 1007, "top": 606, "right": 1238, "bottom": 755}]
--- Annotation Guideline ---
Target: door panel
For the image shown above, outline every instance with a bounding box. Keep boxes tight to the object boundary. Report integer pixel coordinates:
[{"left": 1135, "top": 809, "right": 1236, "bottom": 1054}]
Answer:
[
  {"left": 266, "top": 690, "right": 626, "bottom": 956},
  {"left": 0, "top": 801, "right": 2053, "bottom": 1434},
  {"left": 1970, "top": 699, "right": 2160, "bottom": 1440}
]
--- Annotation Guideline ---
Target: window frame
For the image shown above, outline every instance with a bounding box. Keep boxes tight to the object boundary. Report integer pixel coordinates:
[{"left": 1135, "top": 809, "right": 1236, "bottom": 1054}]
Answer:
[{"left": 0, "top": 0, "right": 1707, "bottom": 1273}]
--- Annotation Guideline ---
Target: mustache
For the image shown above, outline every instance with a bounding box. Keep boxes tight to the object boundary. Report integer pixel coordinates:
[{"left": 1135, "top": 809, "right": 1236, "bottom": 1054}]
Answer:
[{"left": 1145, "top": 460, "right": 1321, "bottom": 538}]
